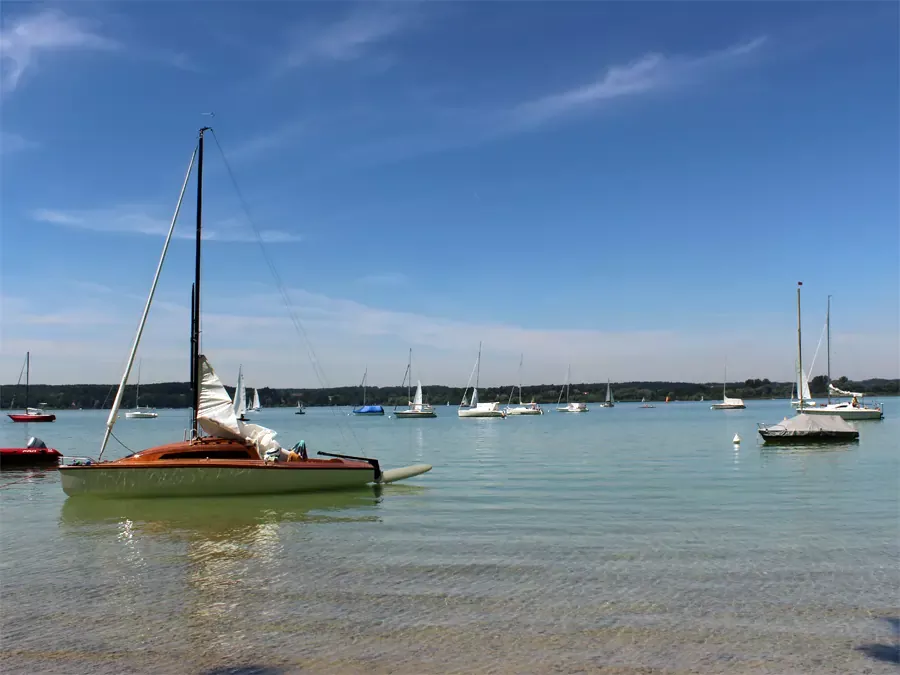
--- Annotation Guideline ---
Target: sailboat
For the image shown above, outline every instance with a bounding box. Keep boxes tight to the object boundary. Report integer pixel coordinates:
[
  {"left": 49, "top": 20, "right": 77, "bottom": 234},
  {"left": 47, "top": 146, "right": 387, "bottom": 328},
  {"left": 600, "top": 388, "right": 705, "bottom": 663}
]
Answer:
[
  {"left": 505, "top": 354, "right": 542, "bottom": 415},
  {"left": 58, "top": 126, "right": 429, "bottom": 498},
  {"left": 640, "top": 397, "right": 655, "bottom": 409},
  {"left": 758, "top": 283, "right": 859, "bottom": 443},
  {"left": 795, "top": 296, "right": 883, "bottom": 420},
  {"left": 395, "top": 349, "right": 437, "bottom": 419},
  {"left": 556, "top": 365, "right": 588, "bottom": 412},
  {"left": 124, "top": 360, "right": 158, "bottom": 419},
  {"left": 7, "top": 352, "right": 55, "bottom": 422},
  {"left": 598, "top": 379, "right": 615, "bottom": 408},
  {"left": 458, "top": 342, "right": 505, "bottom": 418},
  {"left": 232, "top": 365, "right": 250, "bottom": 421},
  {"left": 294, "top": 402, "right": 305, "bottom": 415},
  {"left": 352, "top": 368, "right": 385, "bottom": 415},
  {"left": 710, "top": 362, "right": 746, "bottom": 410},
  {"left": 250, "top": 388, "right": 261, "bottom": 412}
]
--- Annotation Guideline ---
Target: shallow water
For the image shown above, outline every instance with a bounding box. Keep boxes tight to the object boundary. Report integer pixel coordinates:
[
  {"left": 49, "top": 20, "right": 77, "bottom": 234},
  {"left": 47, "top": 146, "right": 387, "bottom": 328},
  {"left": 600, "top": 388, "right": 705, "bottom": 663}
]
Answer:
[{"left": 1, "top": 401, "right": 897, "bottom": 674}]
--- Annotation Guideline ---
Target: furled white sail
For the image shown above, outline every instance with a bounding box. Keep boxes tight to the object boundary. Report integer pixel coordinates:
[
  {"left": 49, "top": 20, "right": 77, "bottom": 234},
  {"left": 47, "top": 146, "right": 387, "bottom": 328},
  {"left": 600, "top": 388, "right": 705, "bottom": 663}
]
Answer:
[
  {"left": 413, "top": 380, "right": 423, "bottom": 407},
  {"left": 252, "top": 388, "right": 261, "bottom": 410},
  {"left": 829, "top": 383, "right": 865, "bottom": 398},
  {"left": 233, "top": 367, "right": 247, "bottom": 418},
  {"left": 197, "top": 356, "right": 281, "bottom": 456},
  {"left": 798, "top": 367, "right": 812, "bottom": 400}
]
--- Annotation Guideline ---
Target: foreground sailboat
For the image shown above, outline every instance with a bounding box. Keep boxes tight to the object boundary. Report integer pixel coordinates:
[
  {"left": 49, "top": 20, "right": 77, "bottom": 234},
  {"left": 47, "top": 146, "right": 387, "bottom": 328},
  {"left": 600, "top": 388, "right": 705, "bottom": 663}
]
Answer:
[
  {"left": 124, "top": 360, "right": 158, "bottom": 419},
  {"left": 556, "top": 365, "right": 588, "bottom": 412},
  {"left": 395, "top": 349, "right": 437, "bottom": 419},
  {"left": 7, "top": 352, "right": 56, "bottom": 423},
  {"left": 58, "top": 127, "right": 430, "bottom": 498},
  {"left": 758, "top": 283, "right": 859, "bottom": 444},
  {"left": 458, "top": 342, "right": 506, "bottom": 418},
  {"left": 505, "top": 354, "right": 542, "bottom": 415}
]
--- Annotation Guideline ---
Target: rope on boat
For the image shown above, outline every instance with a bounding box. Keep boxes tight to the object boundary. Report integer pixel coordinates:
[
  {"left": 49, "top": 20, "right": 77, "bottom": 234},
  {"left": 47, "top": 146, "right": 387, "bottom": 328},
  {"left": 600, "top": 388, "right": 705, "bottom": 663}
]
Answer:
[{"left": 208, "top": 130, "right": 368, "bottom": 456}]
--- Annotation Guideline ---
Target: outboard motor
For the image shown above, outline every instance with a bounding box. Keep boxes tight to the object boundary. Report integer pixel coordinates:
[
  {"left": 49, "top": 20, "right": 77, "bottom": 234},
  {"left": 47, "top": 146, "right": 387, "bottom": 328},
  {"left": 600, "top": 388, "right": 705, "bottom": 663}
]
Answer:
[
  {"left": 26, "top": 437, "right": 47, "bottom": 449},
  {"left": 291, "top": 440, "right": 308, "bottom": 460}
]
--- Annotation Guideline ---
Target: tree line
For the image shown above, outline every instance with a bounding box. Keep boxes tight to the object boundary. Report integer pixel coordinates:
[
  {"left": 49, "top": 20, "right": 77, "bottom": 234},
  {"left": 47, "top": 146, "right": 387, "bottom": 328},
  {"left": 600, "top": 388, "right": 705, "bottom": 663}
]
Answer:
[{"left": 1, "top": 376, "right": 896, "bottom": 410}]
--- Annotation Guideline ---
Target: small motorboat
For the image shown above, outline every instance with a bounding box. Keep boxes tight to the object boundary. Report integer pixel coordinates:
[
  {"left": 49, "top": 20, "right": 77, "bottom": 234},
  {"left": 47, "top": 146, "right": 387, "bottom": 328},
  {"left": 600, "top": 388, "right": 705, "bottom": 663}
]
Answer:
[
  {"left": 757, "top": 413, "right": 859, "bottom": 444},
  {"left": 1, "top": 437, "right": 62, "bottom": 467}
]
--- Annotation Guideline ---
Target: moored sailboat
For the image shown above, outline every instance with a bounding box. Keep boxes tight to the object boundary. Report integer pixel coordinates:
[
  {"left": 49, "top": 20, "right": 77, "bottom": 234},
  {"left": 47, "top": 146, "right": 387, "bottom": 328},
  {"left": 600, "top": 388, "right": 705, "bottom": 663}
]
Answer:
[
  {"left": 6, "top": 352, "right": 56, "bottom": 423},
  {"left": 505, "top": 354, "right": 543, "bottom": 416},
  {"left": 124, "top": 359, "right": 158, "bottom": 419},
  {"left": 556, "top": 365, "right": 588, "bottom": 412},
  {"left": 57, "top": 127, "right": 430, "bottom": 498},
  {"left": 352, "top": 368, "right": 385, "bottom": 415},
  {"left": 710, "top": 362, "right": 745, "bottom": 410},
  {"left": 395, "top": 349, "right": 437, "bottom": 419},
  {"left": 458, "top": 342, "right": 505, "bottom": 418},
  {"left": 598, "top": 380, "right": 615, "bottom": 408}
]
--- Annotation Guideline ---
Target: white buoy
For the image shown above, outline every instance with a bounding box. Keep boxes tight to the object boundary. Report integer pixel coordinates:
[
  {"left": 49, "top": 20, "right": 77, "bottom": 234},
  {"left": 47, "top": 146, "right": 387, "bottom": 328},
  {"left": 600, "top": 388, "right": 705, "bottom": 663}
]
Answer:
[{"left": 732, "top": 433, "right": 741, "bottom": 444}]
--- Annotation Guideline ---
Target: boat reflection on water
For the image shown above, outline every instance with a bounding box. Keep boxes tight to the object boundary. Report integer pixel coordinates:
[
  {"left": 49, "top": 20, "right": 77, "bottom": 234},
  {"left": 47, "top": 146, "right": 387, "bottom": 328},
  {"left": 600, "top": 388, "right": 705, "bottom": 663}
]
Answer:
[{"left": 59, "top": 484, "right": 427, "bottom": 534}]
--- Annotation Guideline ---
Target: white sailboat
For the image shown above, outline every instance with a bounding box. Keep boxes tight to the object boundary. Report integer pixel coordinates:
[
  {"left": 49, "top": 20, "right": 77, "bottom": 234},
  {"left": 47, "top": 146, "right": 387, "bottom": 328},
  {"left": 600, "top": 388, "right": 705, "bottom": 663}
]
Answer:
[
  {"left": 556, "top": 365, "right": 588, "bottom": 412},
  {"left": 458, "top": 342, "right": 506, "bottom": 418},
  {"left": 505, "top": 354, "right": 543, "bottom": 416},
  {"left": 796, "top": 295, "right": 883, "bottom": 420},
  {"left": 234, "top": 365, "right": 249, "bottom": 421},
  {"left": 395, "top": 349, "right": 437, "bottom": 418},
  {"left": 598, "top": 379, "right": 615, "bottom": 408},
  {"left": 710, "top": 362, "right": 745, "bottom": 410},
  {"left": 250, "top": 388, "right": 261, "bottom": 412},
  {"left": 124, "top": 359, "right": 158, "bottom": 419},
  {"left": 790, "top": 368, "right": 815, "bottom": 409}
]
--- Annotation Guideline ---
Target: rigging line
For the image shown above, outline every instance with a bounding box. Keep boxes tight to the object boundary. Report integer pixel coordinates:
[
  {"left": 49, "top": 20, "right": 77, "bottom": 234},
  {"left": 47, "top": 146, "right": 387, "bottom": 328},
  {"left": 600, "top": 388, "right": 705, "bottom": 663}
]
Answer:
[{"left": 207, "top": 130, "right": 364, "bottom": 453}]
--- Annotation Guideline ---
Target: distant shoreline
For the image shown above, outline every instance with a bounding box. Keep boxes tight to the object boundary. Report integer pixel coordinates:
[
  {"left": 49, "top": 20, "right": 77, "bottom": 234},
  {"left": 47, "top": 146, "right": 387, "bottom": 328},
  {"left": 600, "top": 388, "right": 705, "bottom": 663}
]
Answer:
[{"left": 2, "top": 378, "right": 896, "bottom": 410}]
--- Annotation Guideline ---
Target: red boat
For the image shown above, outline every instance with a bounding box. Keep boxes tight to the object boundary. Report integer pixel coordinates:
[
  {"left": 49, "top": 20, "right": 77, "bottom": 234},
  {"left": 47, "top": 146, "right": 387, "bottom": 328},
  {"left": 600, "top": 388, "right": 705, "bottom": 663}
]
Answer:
[
  {"left": 6, "top": 352, "right": 56, "bottom": 423},
  {"left": 0, "top": 438, "right": 62, "bottom": 467}
]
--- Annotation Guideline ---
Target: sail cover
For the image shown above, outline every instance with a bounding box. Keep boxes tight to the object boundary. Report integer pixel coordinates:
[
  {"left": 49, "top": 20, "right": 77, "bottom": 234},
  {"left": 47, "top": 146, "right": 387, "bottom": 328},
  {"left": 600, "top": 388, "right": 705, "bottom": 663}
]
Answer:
[
  {"left": 197, "top": 356, "right": 281, "bottom": 455},
  {"left": 829, "top": 383, "right": 865, "bottom": 398},
  {"left": 762, "top": 413, "right": 857, "bottom": 436}
]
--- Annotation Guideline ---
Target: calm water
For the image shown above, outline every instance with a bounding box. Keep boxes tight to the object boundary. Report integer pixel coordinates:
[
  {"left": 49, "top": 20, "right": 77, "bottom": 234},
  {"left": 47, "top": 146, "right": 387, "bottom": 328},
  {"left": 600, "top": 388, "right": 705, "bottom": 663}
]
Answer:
[{"left": 1, "top": 401, "right": 897, "bottom": 674}]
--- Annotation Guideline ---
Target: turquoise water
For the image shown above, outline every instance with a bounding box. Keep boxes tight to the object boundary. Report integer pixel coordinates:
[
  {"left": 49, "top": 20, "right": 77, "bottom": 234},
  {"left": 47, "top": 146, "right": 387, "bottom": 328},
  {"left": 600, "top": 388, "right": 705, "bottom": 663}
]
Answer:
[{"left": 1, "top": 401, "right": 897, "bottom": 674}]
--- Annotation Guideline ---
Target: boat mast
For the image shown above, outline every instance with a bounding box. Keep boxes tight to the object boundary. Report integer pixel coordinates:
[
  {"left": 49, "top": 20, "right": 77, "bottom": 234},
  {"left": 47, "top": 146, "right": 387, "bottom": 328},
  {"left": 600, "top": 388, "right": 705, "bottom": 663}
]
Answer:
[
  {"left": 190, "top": 126, "right": 209, "bottom": 439},
  {"left": 797, "top": 281, "right": 804, "bottom": 412},
  {"left": 408, "top": 349, "right": 412, "bottom": 404},
  {"left": 475, "top": 342, "right": 482, "bottom": 390},
  {"left": 135, "top": 359, "right": 141, "bottom": 408},
  {"left": 518, "top": 353, "right": 523, "bottom": 404},
  {"left": 25, "top": 351, "right": 29, "bottom": 410},
  {"left": 826, "top": 295, "right": 831, "bottom": 405}
]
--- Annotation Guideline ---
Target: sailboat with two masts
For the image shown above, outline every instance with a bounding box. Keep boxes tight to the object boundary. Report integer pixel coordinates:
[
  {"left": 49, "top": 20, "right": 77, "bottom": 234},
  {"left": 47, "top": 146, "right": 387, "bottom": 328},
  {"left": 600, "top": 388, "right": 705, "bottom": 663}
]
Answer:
[
  {"left": 395, "top": 349, "right": 437, "bottom": 419},
  {"left": 458, "top": 342, "right": 505, "bottom": 418},
  {"left": 505, "top": 354, "right": 542, "bottom": 415},
  {"left": 352, "top": 368, "right": 385, "bottom": 415},
  {"left": 57, "top": 126, "right": 429, "bottom": 497},
  {"left": 124, "top": 359, "right": 158, "bottom": 419},
  {"left": 556, "top": 365, "right": 588, "bottom": 412}
]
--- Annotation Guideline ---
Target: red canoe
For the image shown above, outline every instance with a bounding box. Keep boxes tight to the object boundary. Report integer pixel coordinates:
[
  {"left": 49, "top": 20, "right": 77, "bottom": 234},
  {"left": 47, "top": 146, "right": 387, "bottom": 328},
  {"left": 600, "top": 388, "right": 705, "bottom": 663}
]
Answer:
[
  {"left": 0, "top": 446, "right": 62, "bottom": 466},
  {"left": 8, "top": 413, "right": 56, "bottom": 423}
]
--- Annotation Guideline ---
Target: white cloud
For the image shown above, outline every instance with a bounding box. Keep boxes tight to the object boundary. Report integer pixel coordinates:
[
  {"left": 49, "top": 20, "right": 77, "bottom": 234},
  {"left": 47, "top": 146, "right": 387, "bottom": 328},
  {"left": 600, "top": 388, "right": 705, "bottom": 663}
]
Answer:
[
  {"left": 276, "top": 4, "right": 418, "bottom": 73},
  {"left": 31, "top": 207, "right": 302, "bottom": 243},
  {"left": 0, "top": 9, "right": 120, "bottom": 93},
  {"left": 0, "top": 131, "right": 39, "bottom": 155},
  {"left": 508, "top": 37, "right": 767, "bottom": 129}
]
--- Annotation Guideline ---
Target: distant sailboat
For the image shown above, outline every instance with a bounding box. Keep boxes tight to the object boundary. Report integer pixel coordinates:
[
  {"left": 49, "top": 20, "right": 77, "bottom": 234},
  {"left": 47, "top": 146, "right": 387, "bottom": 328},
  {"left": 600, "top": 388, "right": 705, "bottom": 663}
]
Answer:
[
  {"left": 506, "top": 354, "right": 543, "bottom": 416},
  {"left": 556, "top": 365, "right": 588, "bottom": 413},
  {"left": 250, "top": 388, "right": 261, "bottom": 412},
  {"left": 458, "top": 342, "right": 505, "bottom": 418},
  {"left": 395, "top": 349, "right": 437, "bottom": 419},
  {"left": 124, "top": 359, "right": 158, "bottom": 419},
  {"left": 710, "top": 361, "right": 746, "bottom": 410},
  {"left": 352, "top": 368, "right": 385, "bottom": 415},
  {"left": 640, "top": 397, "right": 655, "bottom": 409},
  {"left": 7, "top": 352, "right": 56, "bottom": 423},
  {"left": 599, "top": 379, "right": 614, "bottom": 408},
  {"left": 233, "top": 365, "right": 249, "bottom": 421}
]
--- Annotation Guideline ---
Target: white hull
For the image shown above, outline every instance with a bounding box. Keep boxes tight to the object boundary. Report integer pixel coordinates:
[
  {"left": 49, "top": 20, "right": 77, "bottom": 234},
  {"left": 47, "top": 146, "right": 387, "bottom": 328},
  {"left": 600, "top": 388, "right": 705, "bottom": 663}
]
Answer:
[
  {"left": 557, "top": 404, "right": 588, "bottom": 413},
  {"left": 395, "top": 409, "right": 437, "bottom": 418},
  {"left": 125, "top": 410, "right": 158, "bottom": 419},
  {"left": 506, "top": 406, "right": 543, "bottom": 416},
  {"left": 710, "top": 403, "right": 746, "bottom": 410},
  {"left": 458, "top": 408, "right": 505, "bottom": 418},
  {"left": 791, "top": 399, "right": 816, "bottom": 409},
  {"left": 60, "top": 464, "right": 378, "bottom": 498},
  {"left": 799, "top": 405, "right": 883, "bottom": 420}
]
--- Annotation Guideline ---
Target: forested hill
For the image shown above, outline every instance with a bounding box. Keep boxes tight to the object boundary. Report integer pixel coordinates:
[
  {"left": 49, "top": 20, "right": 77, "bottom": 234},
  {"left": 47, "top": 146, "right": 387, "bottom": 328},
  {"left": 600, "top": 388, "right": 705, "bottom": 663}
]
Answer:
[{"left": 1, "top": 376, "right": 896, "bottom": 410}]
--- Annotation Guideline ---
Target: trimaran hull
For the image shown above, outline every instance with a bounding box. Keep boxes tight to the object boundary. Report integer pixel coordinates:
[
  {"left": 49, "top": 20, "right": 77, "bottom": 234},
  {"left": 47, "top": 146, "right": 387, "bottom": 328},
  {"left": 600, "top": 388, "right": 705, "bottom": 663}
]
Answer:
[{"left": 60, "top": 461, "right": 432, "bottom": 498}]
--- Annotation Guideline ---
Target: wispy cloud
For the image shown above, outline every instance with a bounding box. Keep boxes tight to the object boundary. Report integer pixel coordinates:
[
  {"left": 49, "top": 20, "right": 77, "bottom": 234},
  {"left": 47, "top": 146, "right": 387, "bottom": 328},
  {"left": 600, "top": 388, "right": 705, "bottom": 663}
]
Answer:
[
  {"left": 0, "top": 9, "right": 120, "bottom": 93},
  {"left": 275, "top": 4, "right": 419, "bottom": 74},
  {"left": 0, "top": 131, "right": 39, "bottom": 155},
  {"left": 510, "top": 36, "right": 767, "bottom": 129},
  {"left": 31, "top": 207, "right": 303, "bottom": 243}
]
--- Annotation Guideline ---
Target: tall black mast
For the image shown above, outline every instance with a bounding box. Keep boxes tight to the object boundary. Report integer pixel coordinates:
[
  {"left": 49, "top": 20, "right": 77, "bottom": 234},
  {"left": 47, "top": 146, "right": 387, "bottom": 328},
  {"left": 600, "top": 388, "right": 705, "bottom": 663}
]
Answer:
[{"left": 191, "top": 127, "right": 210, "bottom": 437}]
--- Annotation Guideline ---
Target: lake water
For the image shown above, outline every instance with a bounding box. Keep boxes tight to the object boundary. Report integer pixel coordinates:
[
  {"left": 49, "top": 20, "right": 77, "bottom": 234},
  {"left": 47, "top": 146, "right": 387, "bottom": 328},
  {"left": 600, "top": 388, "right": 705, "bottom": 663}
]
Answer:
[{"left": 1, "top": 401, "right": 897, "bottom": 674}]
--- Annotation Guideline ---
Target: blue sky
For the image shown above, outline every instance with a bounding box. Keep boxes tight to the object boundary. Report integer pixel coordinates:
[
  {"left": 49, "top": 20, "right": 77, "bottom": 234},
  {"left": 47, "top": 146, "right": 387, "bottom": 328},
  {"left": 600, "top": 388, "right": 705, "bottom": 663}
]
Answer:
[{"left": 1, "top": 1, "right": 897, "bottom": 387}]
